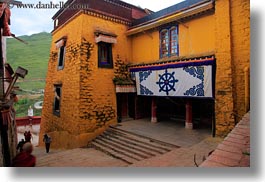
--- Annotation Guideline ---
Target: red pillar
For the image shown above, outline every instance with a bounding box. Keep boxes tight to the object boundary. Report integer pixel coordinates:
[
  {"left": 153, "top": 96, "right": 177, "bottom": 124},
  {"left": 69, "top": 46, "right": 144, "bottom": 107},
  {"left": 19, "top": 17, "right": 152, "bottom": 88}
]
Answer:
[
  {"left": 151, "top": 97, "right": 157, "bottom": 123},
  {"left": 185, "top": 100, "right": 193, "bottom": 129}
]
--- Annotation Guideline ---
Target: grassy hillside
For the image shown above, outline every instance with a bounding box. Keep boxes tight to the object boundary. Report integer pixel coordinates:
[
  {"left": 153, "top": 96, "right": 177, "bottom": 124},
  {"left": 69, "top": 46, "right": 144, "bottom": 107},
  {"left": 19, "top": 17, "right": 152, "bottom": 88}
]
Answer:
[
  {"left": 6, "top": 32, "right": 52, "bottom": 116},
  {"left": 6, "top": 32, "right": 52, "bottom": 92}
]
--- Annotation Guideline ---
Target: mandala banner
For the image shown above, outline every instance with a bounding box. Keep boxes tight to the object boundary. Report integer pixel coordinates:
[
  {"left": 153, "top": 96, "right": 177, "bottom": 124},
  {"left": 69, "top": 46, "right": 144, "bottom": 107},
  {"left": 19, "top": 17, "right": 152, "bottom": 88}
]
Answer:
[{"left": 130, "top": 58, "right": 215, "bottom": 98}]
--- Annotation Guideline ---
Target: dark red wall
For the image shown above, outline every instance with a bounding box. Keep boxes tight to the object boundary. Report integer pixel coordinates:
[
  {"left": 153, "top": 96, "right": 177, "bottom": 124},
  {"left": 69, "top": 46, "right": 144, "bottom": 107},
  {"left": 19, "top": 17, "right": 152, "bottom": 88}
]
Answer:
[{"left": 16, "top": 116, "right": 41, "bottom": 126}]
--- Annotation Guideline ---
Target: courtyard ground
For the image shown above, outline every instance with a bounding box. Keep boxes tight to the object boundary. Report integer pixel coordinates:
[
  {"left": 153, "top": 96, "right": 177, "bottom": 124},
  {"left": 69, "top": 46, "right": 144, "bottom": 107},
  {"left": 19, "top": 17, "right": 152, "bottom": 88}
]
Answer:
[{"left": 16, "top": 113, "right": 250, "bottom": 167}]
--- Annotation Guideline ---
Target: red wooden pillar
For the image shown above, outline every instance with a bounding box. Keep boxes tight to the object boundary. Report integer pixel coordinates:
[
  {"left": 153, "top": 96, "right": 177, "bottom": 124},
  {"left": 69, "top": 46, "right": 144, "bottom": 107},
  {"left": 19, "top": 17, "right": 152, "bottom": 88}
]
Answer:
[
  {"left": 151, "top": 97, "right": 157, "bottom": 123},
  {"left": 185, "top": 100, "right": 193, "bottom": 129}
]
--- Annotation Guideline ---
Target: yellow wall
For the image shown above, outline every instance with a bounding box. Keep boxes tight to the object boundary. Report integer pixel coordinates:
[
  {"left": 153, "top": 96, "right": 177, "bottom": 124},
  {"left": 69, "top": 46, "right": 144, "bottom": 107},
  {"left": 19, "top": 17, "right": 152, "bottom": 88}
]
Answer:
[
  {"left": 131, "top": 30, "right": 159, "bottom": 63},
  {"left": 129, "top": 0, "right": 249, "bottom": 137},
  {"left": 40, "top": 12, "right": 131, "bottom": 149},
  {"left": 40, "top": 15, "right": 84, "bottom": 148},
  {"left": 230, "top": 0, "right": 250, "bottom": 121},
  {"left": 130, "top": 15, "right": 215, "bottom": 63},
  {"left": 214, "top": 0, "right": 249, "bottom": 136},
  {"left": 40, "top": 0, "right": 250, "bottom": 146},
  {"left": 77, "top": 13, "right": 132, "bottom": 134},
  {"left": 179, "top": 15, "right": 215, "bottom": 56}
]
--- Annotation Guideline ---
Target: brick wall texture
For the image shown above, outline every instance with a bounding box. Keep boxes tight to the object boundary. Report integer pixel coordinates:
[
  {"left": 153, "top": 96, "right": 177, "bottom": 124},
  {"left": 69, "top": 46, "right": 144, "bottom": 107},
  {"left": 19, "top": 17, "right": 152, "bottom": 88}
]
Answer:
[
  {"left": 214, "top": 0, "right": 250, "bottom": 136},
  {"left": 39, "top": 14, "right": 131, "bottom": 149}
]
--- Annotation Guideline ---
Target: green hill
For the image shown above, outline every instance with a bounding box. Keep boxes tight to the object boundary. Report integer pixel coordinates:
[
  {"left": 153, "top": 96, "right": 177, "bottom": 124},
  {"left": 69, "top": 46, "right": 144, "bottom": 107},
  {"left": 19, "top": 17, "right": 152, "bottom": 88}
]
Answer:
[
  {"left": 6, "top": 32, "right": 52, "bottom": 117},
  {"left": 6, "top": 32, "right": 52, "bottom": 92}
]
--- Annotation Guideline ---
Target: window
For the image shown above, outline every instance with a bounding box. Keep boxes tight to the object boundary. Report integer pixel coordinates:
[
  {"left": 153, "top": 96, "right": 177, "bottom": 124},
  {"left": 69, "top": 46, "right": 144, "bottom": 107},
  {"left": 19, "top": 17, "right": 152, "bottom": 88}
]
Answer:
[
  {"left": 98, "top": 42, "right": 113, "bottom": 68},
  {"left": 54, "top": 19, "right": 59, "bottom": 27},
  {"left": 55, "top": 37, "right": 67, "bottom": 70},
  {"left": 170, "top": 27, "right": 178, "bottom": 55},
  {"left": 53, "top": 85, "right": 62, "bottom": 116},
  {"left": 160, "top": 29, "right": 169, "bottom": 57},
  {"left": 160, "top": 26, "right": 179, "bottom": 58},
  {"left": 58, "top": 45, "right": 65, "bottom": 69}
]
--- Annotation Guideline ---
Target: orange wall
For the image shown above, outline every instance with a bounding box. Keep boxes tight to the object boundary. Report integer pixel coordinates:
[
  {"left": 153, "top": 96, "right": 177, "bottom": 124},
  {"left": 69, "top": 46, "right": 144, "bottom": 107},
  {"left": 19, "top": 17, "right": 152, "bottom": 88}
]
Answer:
[
  {"left": 230, "top": 0, "right": 250, "bottom": 121},
  {"left": 131, "top": 30, "right": 159, "bottom": 63},
  {"left": 40, "top": 14, "right": 84, "bottom": 148},
  {"left": 130, "top": 15, "right": 215, "bottom": 63},
  {"left": 40, "top": 0, "right": 250, "bottom": 145},
  {"left": 179, "top": 15, "right": 215, "bottom": 56},
  {"left": 40, "top": 12, "right": 132, "bottom": 149}
]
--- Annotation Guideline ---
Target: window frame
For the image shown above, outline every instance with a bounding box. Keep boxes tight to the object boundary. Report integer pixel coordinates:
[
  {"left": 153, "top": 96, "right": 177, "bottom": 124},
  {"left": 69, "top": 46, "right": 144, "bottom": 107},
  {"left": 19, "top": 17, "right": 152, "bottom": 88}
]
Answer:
[
  {"left": 98, "top": 42, "right": 113, "bottom": 69},
  {"left": 159, "top": 25, "right": 179, "bottom": 58},
  {"left": 55, "top": 37, "right": 67, "bottom": 70},
  {"left": 53, "top": 85, "right": 62, "bottom": 116},
  {"left": 58, "top": 45, "right": 66, "bottom": 70}
]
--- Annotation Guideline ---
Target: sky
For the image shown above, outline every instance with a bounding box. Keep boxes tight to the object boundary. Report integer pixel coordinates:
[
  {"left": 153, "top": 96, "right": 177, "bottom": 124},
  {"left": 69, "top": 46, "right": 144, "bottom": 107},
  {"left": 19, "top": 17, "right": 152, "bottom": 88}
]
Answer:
[{"left": 9, "top": 0, "right": 183, "bottom": 36}]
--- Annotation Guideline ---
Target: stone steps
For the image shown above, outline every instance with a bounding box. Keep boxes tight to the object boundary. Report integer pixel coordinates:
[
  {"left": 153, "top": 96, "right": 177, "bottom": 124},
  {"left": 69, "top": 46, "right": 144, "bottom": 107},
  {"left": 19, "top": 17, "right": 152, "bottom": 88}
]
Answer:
[{"left": 88, "top": 126, "right": 179, "bottom": 164}]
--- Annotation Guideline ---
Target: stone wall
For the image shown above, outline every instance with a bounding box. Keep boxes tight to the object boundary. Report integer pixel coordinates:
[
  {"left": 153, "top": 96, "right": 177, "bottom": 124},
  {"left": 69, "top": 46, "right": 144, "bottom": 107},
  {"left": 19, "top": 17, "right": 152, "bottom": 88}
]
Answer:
[
  {"left": 214, "top": 0, "right": 235, "bottom": 136},
  {"left": 214, "top": 0, "right": 250, "bottom": 136},
  {"left": 40, "top": 12, "right": 131, "bottom": 149},
  {"left": 230, "top": 0, "right": 250, "bottom": 121},
  {"left": 40, "top": 14, "right": 84, "bottom": 148}
]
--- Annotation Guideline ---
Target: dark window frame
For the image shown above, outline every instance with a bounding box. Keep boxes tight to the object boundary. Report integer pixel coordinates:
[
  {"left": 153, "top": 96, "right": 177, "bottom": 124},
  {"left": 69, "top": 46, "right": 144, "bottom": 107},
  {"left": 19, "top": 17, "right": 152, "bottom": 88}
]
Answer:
[
  {"left": 53, "top": 85, "right": 62, "bottom": 116},
  {"left": 98, "top": 42, "right": 113, "bottom": 68},
  {"left": 159, "top": 25, "right": 179, "bottom": 58},
  {"left": 58, "top": 45, "right": 66, "bottom": 70}
]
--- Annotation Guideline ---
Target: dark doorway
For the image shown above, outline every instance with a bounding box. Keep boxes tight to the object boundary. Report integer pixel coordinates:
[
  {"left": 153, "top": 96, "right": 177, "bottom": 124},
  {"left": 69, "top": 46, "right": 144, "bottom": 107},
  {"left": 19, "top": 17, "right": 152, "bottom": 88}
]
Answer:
[
  {"left": 116, "top": 93, "right": 137, "bottom": 121},
  {"left": 156, "top": 97, "right": 186, "bottom": 122},
  {"left": 128, "top": 93, "right": 135, "bottom": 118},
  {"left": 192, "top": 99, "right": 215, "bottom": 129},
  {"left": 134, "top": 96, "right": 152, "bottom": 120},
  {"left": 156, "top": 97, "right": 214, "bottom": 130}
]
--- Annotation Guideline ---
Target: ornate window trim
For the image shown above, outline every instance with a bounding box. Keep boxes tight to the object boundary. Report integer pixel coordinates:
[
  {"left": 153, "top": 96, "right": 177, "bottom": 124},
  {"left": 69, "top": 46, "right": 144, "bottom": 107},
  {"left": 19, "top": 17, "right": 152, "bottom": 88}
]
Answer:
[{"left": 159, "top": 25, "right": 179, "bottom": 58}]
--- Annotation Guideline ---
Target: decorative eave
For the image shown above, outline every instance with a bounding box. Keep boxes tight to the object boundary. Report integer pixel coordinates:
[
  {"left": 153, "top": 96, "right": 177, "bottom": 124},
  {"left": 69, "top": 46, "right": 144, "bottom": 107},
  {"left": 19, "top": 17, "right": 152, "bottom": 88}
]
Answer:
[
  {"left": 52, "top": 0, "right": 147, "bottom": 32},
  {"left": 83, "top": 10, "right": 131, "bottom": 25},
  {"left": 128, "top": 53, "right": 215, "bottom": 70},
  {"left": 126, "top": 0, "right": 215, "bottom": 36},
  {"left": 52, "top": 0, "right": 147, "bottom": 20},
  {"left": 51, "top": 10, "right": 83, "bottom": 35},
  {"left": 52, "top": 9, "right": 130, "bottom": 35}
]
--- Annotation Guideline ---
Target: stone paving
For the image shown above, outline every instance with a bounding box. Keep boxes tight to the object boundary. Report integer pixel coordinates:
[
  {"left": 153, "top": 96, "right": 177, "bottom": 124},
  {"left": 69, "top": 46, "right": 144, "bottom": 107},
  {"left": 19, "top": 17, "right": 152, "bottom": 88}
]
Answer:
[
  {"left": 17, "top": 124, "right": 40, "bottom": 147},
  {"left": 200, "top": 112, "right": 250, "bottom": 167},
  {"left": 28, "top": 119, "right": 221, "bottom": 167},
  {"left": 35, "top": 148, "right": 127, "bottom": 167},
  {"left": 16, "top": 114, "right": 250, "bottom": 167},
  {"left": 130, "top": 136, "right": 222, "bottom": 167}
]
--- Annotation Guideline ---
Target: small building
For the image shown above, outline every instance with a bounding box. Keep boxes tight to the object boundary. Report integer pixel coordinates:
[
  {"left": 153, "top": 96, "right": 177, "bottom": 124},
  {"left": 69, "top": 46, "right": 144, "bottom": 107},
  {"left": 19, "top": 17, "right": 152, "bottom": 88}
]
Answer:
[{"left": 40, "top": 0, "right": 250, "bottom": 149}]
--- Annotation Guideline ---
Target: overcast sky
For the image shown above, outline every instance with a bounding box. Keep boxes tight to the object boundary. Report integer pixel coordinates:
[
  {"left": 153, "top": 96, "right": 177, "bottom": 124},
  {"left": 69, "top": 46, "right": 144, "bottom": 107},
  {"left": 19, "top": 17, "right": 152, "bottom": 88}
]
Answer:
[{"left": 9, "top": 0, "right": 183, "bottom": 36}]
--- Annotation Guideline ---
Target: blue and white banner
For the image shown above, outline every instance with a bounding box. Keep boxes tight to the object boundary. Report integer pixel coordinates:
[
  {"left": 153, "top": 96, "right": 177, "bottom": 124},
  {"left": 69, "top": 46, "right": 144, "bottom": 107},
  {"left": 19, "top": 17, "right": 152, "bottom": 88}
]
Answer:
[{"left": 130, "top": 58, "right": 215, "bottom": 98}]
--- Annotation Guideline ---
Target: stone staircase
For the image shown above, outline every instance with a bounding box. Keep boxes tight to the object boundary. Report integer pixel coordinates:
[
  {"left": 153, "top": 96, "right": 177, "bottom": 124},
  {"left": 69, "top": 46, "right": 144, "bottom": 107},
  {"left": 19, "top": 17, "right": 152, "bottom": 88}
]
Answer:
[{"left": 88, "top": 126, "right": 179, "bottom": 164}]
